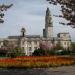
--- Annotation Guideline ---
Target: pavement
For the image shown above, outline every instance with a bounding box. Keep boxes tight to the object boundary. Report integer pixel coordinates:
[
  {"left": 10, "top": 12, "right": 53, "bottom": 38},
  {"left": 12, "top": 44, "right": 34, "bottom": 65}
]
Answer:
[{"left": 0, "top": 66, "right": 75, "bottom": 75}]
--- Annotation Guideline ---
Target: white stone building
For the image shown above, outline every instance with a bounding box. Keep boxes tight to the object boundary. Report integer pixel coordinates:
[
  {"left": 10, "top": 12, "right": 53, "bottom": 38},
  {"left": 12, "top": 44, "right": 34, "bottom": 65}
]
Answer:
[
  {"left": 0, "top": 8, "right": 71, "bottom": 56},
  {"left": 0, "top": 38, "right": 4, "bottom": 48},
  {"left": 19, "top": 8, "right": 71, "bottom": 55},
  {"left": 57, "top": 33, "right": 71, "bottom": 50}
]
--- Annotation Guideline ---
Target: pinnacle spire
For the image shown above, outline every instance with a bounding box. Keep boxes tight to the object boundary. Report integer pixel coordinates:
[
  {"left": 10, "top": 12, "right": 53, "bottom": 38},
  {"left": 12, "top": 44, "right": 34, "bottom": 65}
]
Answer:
[
  {"left": 45, "top": 7, "right": 52, "bottom": 27},
  {"left": 46, "top": 7, "right": 50, "bottom": 16}
]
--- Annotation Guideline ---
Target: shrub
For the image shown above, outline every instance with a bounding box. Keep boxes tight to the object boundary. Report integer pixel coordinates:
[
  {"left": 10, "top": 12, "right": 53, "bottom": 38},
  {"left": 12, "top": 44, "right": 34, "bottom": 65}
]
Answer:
[{"left": 32, "top": 49, "right": 55, "bottom": 56}]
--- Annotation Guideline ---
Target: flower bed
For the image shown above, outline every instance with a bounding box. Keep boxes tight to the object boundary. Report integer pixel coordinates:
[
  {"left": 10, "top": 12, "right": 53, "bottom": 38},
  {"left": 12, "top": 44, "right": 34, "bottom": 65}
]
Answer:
[{"left": 0, "top": 56, "right": 75, "bottom": 68}]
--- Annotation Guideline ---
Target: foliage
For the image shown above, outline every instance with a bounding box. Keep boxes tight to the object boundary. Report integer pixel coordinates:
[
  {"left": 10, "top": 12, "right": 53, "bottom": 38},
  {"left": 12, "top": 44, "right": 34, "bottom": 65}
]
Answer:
[
  {"left": 70, "top": 42, "right": 75, "bottom": 55},
  {"left": 33, "top": 42, "right": 64, "bottom": 56},
  {"left": 33, "top": 41, "right": 71, "bottom": 56},
  {"left": 71, "top": 42, "right": 75, "bottom": 51},
  {"left": 0, "top": 48, "right": 8, "bottom": 57},
  {"left": 33, "top": 49, "right": 74, "bottom": 56},
  {"left": 7, "top": 47, "right": 25, "bottom": 58},
  {"left": 56, "top": 50, "right": 71, "bottom": 55},
  {"left": 32, "top": 49, "right": 54, "bottom": 56},
  {"left": 0, "top": 4, "right": 13, "bottom": 23},
  {"left": 39, "top": 41, "right": 54, "bottom": 50},
  {"left": 33, "top": 49, "right": 45, "bottom": 56},
  {"left": 46, "top": 0, "right": 75, "bottom": 28}
]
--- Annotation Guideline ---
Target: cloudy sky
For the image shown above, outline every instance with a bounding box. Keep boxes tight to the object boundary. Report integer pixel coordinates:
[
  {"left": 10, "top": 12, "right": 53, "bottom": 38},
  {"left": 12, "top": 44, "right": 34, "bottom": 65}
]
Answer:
[{"left": 0, "top": 0, "right": 75, "bottom": 41}]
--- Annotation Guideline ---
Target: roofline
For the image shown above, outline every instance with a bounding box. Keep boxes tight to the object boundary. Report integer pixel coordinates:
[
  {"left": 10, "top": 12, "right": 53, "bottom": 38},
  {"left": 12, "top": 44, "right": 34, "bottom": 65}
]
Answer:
[{"left": 58, "top": 32, "right": 69, "bottom": 34}]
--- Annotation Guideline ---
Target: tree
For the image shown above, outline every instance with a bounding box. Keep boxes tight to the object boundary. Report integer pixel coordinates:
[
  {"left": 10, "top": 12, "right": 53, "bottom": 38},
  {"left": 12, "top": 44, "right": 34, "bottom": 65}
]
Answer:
[
  {"left": 32, "top": 49, "right": 46, "bottom": 56},
  {"left": 40, "top": 41, "right": 54, "bottom": 50},
  {"left": 7, "top": 47, "right": 25, "bottom": 57},
  {"left": 32, "top": 48, "right": 55, "bottom": 56},
  {"left": 0, "top": 4, "right": 13, "bottom": 23},
  {"left": 71, "top": 42, "right": 75, "bottom": 51},
  {"left": 46, "top": 0, "right": 75, "bottom": 28},
  {"left": 0, "top": 48, "right": 8, "bottom": 57}
]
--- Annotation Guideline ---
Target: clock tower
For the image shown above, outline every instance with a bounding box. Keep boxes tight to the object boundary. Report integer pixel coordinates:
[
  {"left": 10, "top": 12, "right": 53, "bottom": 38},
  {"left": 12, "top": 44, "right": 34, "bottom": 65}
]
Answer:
[{"left": 43, "top": 8, "right": 53, "bottom": 38}]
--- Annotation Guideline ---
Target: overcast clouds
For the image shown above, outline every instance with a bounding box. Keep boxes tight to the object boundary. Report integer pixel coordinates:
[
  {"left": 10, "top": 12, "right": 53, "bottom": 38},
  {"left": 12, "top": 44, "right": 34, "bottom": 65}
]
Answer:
[{"left": 0, "top": 0, "right": 75, "bottom": 41}]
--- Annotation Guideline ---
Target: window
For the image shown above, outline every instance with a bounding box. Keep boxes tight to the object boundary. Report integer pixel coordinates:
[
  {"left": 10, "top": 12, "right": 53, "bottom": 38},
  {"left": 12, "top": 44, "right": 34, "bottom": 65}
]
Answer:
[
  {"left": 22, "top": 41, "right": 25, "bottom": 45},
  {"left": 29, "top": 52, "right": 32, "bottom": 55},
  {"left": 34, "top": 47, "right": 37, "bottom": 50},
  {"left": 29, "top": 47, "right": 32, "bottom": 51},
  {"left": 63, "top": 34, "right": 66, "bottom": 37},
  {"left": 67, "top": 42, "right": 70, "bottom": 46},
  {"left": 64, "top": 42, "right": 66, "bottom": 45},
  {"left": 34, "top": 41, "right": 37, "bottom": 45},
  {"left": 28, "top": 41, "right": 31, "bottom": 45}
]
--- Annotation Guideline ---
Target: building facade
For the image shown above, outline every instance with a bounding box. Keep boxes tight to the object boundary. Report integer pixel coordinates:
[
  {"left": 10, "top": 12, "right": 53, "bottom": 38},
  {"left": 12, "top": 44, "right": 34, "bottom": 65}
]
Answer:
[
  {"left": 57, "top": 33, "right": 71, "bottom": 50},
  {"left": 0, "top": 8, "right": 71, "bottom": 56}
]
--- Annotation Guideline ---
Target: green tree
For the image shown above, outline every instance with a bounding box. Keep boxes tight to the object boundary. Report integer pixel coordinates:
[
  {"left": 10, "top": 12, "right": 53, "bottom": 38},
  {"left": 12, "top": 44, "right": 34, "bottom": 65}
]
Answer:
[
  {"left": 7, "top": 47, "right": 25, "bottom": 57},
  {"left": 32, "top": 48, "right": 56, "bottom": 56},
  {"left": 33, "top": 49, "right": 47, "bottom": 56},
  {"left": 71, "top": 42, "right": 75, "bottom": 51}
]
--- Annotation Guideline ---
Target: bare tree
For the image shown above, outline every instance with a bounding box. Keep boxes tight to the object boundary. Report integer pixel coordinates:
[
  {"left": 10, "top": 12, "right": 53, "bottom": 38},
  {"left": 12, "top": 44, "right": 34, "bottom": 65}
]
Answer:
[
  {"left": 0, "top": 4, "right": 13, "bottom": 23},
  {"left": 46, "top": 0, "right": 75, "bottom": 28}
]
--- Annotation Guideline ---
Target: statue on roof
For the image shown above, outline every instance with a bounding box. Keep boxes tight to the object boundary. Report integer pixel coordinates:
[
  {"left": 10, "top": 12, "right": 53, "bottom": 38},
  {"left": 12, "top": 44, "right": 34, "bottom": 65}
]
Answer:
[{"left": 21, "top": 27, "right": 26, "bottom": 37}]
